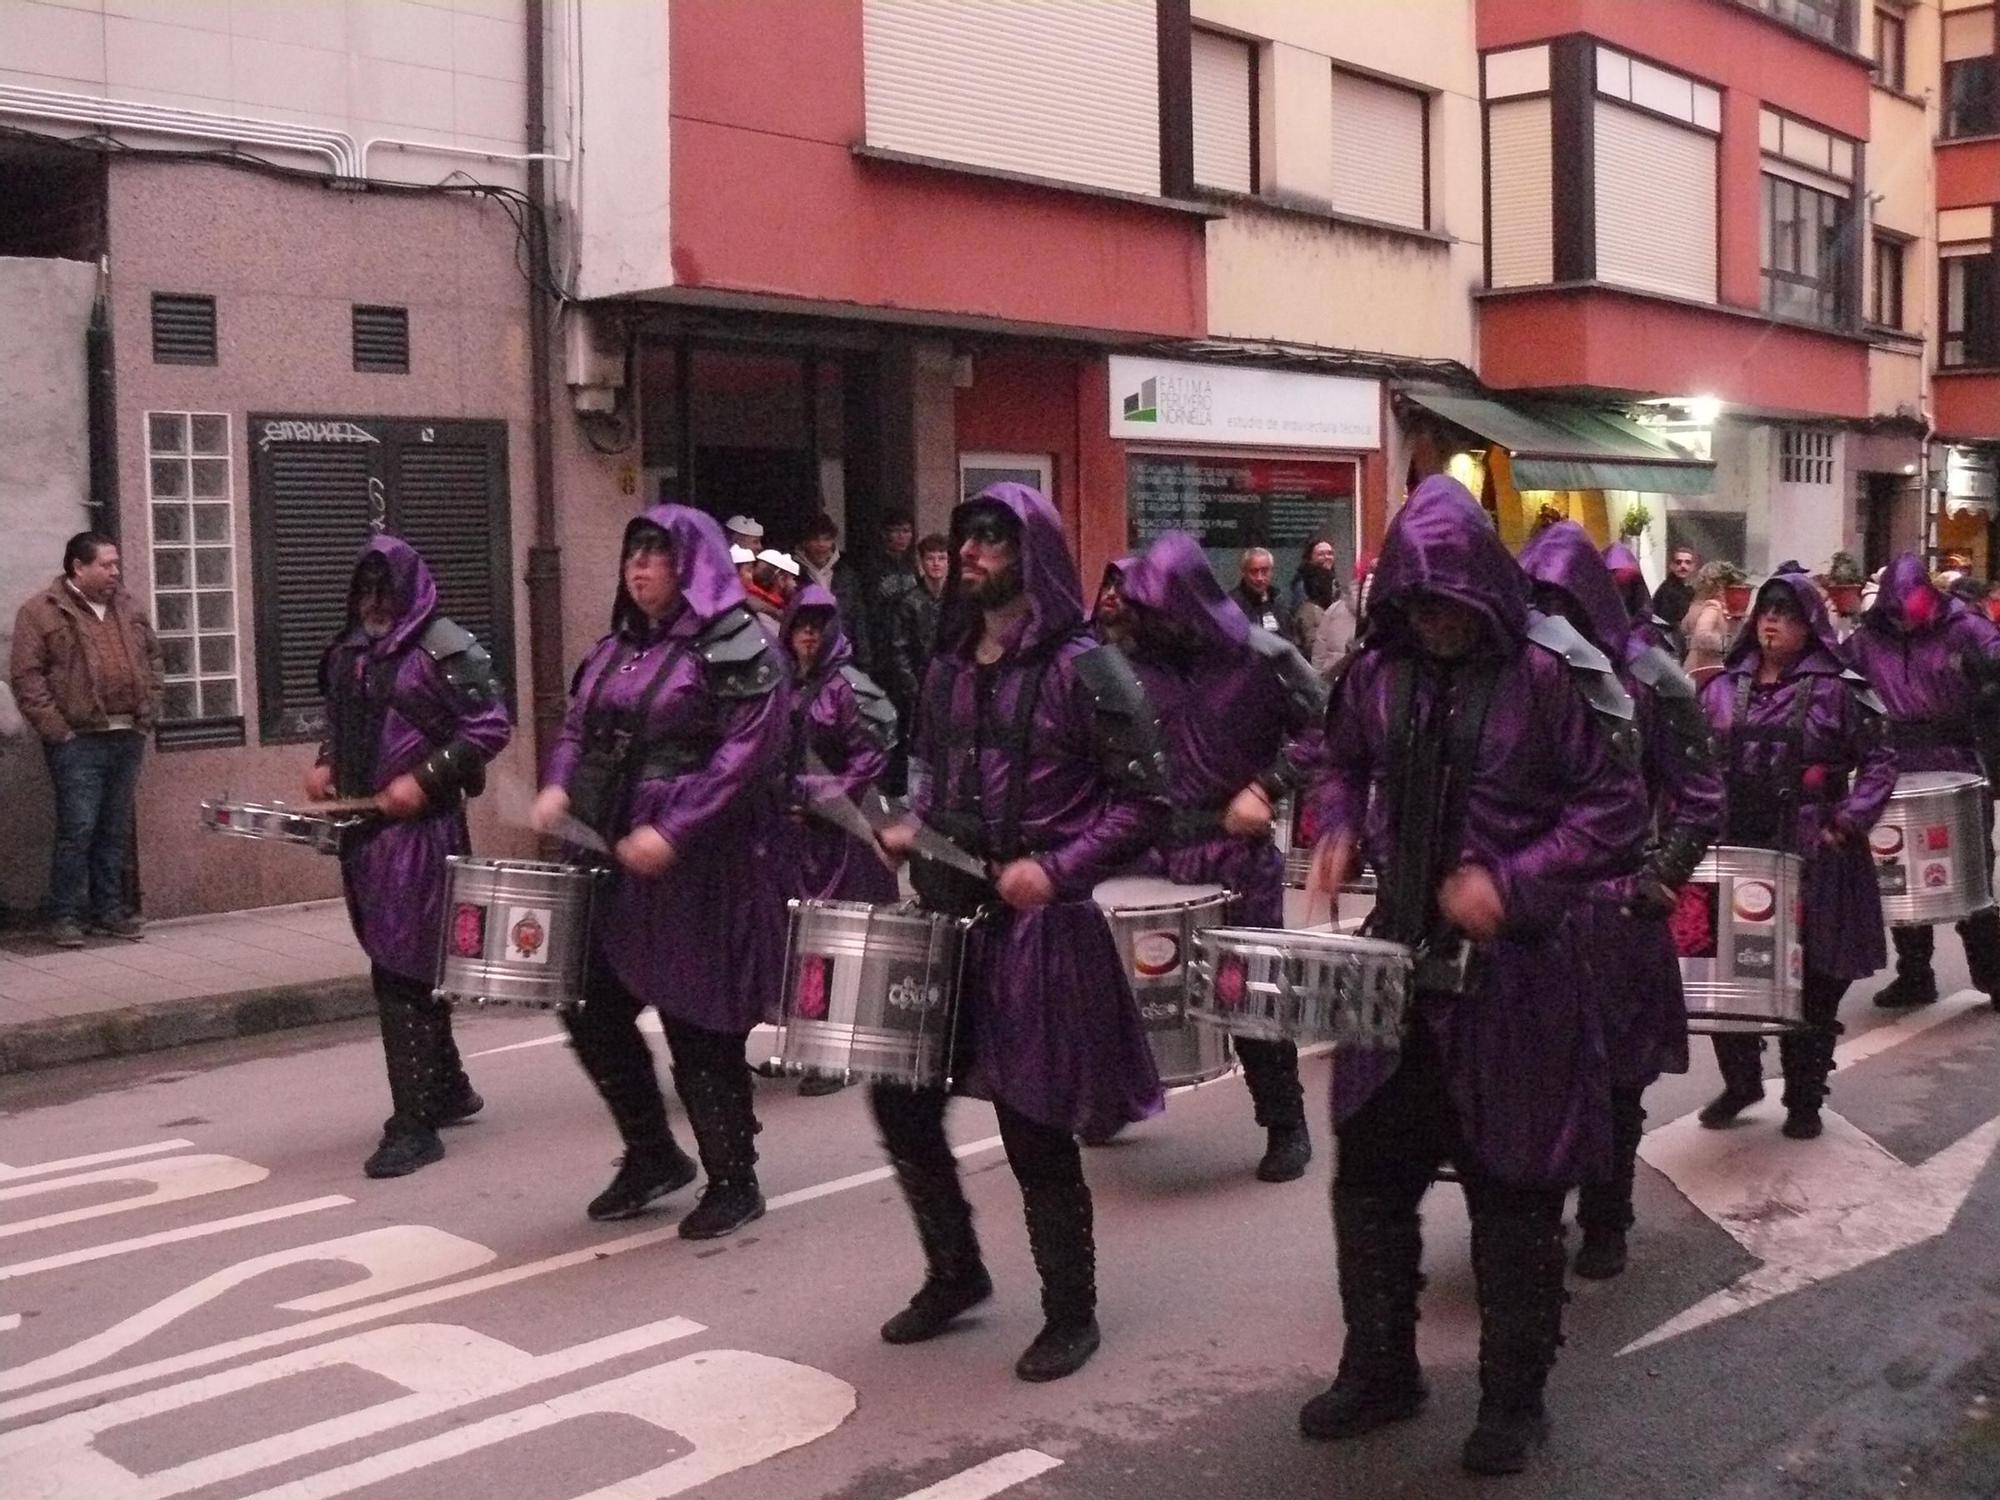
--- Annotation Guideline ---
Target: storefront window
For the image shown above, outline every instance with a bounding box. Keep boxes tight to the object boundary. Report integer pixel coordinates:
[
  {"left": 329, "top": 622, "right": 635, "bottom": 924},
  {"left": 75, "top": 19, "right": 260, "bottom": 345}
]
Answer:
[{"left": 1126, "top": 453, "right": 1359, "bottom": 607}]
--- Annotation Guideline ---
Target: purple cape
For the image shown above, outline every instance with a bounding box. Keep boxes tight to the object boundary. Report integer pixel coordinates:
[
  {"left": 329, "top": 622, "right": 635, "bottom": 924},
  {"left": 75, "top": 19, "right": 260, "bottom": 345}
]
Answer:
[{"left": 1842, "top": 551, "right": 2000, "bottom": 776}]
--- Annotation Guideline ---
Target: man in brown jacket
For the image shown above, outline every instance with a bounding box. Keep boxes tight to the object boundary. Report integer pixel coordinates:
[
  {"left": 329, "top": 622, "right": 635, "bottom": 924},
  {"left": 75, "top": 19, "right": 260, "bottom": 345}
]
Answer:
[{"left": 9, "top": 532, "right": 163, "bottom": 947}]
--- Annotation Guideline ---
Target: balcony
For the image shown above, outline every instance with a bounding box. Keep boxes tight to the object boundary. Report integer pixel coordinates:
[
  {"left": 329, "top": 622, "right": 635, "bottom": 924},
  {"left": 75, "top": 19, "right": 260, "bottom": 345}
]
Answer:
[{"left": 1750, "top": 0, "right": 1853, "bottom": 49}]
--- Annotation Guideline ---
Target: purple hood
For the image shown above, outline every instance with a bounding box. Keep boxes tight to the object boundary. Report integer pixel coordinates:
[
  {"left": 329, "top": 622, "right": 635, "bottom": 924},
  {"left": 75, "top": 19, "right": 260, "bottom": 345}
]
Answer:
[
  {"left": 779, "top": 582, "right": 854, "bottom": 672},
  {"left": 1601, "top": 543, "right": 1654, "bottom": 626},
  {"left": 1520, "top": 521, "right": 1630, "bottom": 659},
  {"left": 341, "top": 533, "right": 438, "bottom": 658},
  {"left": 1725, "top": 570, "right": 1845, "bottom": 676},
  {"left": 612, "top": 503, "right": 747, "bottom": 635},
  {"left": 938, "top": 482, "right": 1085, "bottom": 654},
  {"left": 1121, "top": 529, "right": 1251, "bottom": 652},
  {"left": 1368, "top": 475, "right": 1529, "bottom": 650},
  {"left": 1862, "top": 551, "right": 1954, "bottom": 637}
]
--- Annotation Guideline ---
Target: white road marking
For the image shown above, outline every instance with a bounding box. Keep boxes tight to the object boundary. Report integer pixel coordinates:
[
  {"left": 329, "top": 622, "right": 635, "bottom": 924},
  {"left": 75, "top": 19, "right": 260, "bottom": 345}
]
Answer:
[
  {"left": 0, "top": 1154, "right": 267, "bottom": 1240},
  {"left": 895, "top": 1449, "right": 1064, "bottom": 1500},
  {"left": 0, "top": 1140, "right": 193, "bottom": 1182},
  {"left": 767, "top": 1133, "right": 1003, "bottom": 1211},
  {"left": 1833, "top": 987, "right": 1990, "bottom": 1067},
  {"left": 0, "top": 1315, "right": 18, "bottom": 1332},
  {"left": 465, "top": 1009, "right": 681, "bottom": 1059},
  {"left": 0, "top": 1195, "right": 353, "bottom": 1282}
]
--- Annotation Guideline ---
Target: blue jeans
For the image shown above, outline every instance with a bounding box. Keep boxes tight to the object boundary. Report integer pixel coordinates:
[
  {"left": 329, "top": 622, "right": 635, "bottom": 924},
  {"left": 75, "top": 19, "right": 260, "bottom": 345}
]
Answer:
[{"left": 44, "top": 730, "right": 145, "bottom": 923}]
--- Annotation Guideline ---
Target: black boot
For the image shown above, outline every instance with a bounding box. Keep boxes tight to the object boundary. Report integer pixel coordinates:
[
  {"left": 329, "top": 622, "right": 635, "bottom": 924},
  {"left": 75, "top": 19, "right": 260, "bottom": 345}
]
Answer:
[
  {"left": 1962, "top": 907, "right": 2000, "bottom": 1000},
  {"left": 364, "top": 1116, "right": 443, "bottom": 1178},
  {"left": 1015, "top": 1175, "right": 1100, "bottom": 1381},
  {"left": 1877, "top": 926, "right": 1939, "bottom": 1008},
  {"left": 880, "top": 1156, "right": 994, "bottom": 1343},
  {"left": 1778, "top": 1028, "right": 1837, "bottom": 1141},
  {"left": 1574, "top": 1089, "right": 1643, "bottom": 1280},
  {"left": 367, "top": 984, "right": 449, "bottom": 1178},
  {"left": 1299, "top": 1192, "right": 1427, "bottom": 1440},
  {"left": 1698, "top": 1037, "right": 1766, "bottom": 1128},
  {"left": 1240, "top": 1039, "right": 1312, "bottom": 1182},
  {"left": 676, "top": 1066, "right": 766, "bottom": 1240},
  {"left": 561, "top": 1007, "right": 695, "bottom": 1220},
  {"left": 1462, "top": 1203, "right": 1568, "bottom": 1476}
]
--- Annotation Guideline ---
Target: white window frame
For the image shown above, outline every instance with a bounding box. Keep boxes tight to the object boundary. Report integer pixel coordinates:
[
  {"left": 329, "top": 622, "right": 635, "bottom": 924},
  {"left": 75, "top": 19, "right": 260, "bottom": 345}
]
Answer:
[
  {"left": 145, "top": 411, "right": 242, "bottom": 726},
  {"left": 960, "top": 451, "right": 1054, "bottom": 500}
]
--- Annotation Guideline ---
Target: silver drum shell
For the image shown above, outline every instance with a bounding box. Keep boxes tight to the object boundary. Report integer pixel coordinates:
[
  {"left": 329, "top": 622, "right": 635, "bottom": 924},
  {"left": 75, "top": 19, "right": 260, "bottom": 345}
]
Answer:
[
  {"left": 1870, "top": 771, "right": 1994, "bottom": 926},
  {"left": 1191, "top": 927, "right": 1414, "bottom": 1047},
  {"left": 777, "top": 900, "right": 968, "bottom": 1087},
  {"left": 1677, "top": 846, "right": 1805, "bottom": 1035},
  {"left": 433, "top": 857, "right": 600, "bottom": 1010},
  {"left": 1095, "top": 885, "right": 1234, "bottom": 1086}
]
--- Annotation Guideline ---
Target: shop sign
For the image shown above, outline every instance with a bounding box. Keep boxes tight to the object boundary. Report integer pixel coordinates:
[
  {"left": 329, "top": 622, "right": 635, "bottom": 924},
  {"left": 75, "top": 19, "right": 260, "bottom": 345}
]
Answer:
[{"left": 1108, "top": 356, "right": 1380, "bottom": 450}]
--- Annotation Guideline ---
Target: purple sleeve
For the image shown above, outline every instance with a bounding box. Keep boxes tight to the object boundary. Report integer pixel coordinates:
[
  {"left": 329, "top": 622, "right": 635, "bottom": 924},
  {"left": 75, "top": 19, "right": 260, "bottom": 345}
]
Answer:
[
  {"left": 795, "top": 677, "right": 888, "bottom": 807},
  {"left": 1835, "top": 684, "right": 1898, "bottom": 834},
  {"left": 633, "top": 679, "right": 790, "bottom": 849},
  {"left": 1484, "top": 667, "right": 1650, "bottom": 931},
  {"left": 1036, "top": 660, "right": 1170, "bottom": 898},
  {"left": 906, "top": 661, "right": 942, "bottom": 822},
  {"left": 412, "top": 653, "right": 512, "bottom": 760},
  {"left": 543, "top": 649, "right": 606, "bottom": 789},
  {"left": 1305, "top": 657, "right": 1374, "bottom": 848},
  {"left": 1649, "top": 697, "right": 1725, "bottom": 850}
]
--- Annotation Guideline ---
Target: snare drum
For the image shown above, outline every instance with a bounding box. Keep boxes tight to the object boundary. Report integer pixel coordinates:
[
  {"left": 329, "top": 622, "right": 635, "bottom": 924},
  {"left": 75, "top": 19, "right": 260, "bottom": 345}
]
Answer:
[
  {"left": 433, "top": 857, "right": 602, "bottom": 1011},
  {"left": 199, "top": 798, "right": 365, "bottom": 855},
  {"left": 1870, "top": 770, "right": 1994, "bottom": 926},
  {"left": 1191, "top": 927, "right": 1414, "bottom": 1047},
  {"left": 777, "top": 900, "right": 970, "bottom": 1087},
  {"left": 1092, "top": 877, "right": 1234, "bottom": 1086},
  {"left": 1674, "top": 846, "right": 1804, "bottom": 1034}
]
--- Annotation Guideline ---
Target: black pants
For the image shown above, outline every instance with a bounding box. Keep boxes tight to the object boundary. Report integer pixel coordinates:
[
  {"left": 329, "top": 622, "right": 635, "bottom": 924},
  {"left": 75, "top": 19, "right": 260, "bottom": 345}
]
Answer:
[
  {"left": 1235, "top": 1037, "right": 1306, "bottom": 1130},
  {"left": 1711, "top": 970, "right": 1849, "bottom": 1112},
  {"left": 373, "top": 964, "right": 470, "bottom": 1131},
  {"left": 562, "top": 954, "right": 750, "bottom": 1149},
  {"left": 1576, "top": 1086, "right": 1646, "bottom": 1235}
]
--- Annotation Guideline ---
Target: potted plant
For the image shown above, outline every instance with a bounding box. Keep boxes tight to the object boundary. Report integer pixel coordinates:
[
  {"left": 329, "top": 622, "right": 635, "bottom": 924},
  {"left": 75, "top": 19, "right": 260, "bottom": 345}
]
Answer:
[
  {"left": 1618, "top": 500, "right": 1652, "bottom": 540},
  {"left": 1824, "top": 551, "right": 1864, "bottom": 616},
  {"left": 1719, "top": 562, "right": 1753, "bottom": 619}
]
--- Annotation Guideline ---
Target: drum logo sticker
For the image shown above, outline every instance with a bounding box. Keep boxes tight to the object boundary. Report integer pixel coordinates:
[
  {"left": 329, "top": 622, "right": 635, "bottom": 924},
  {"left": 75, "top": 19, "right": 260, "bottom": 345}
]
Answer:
[
  {"left": 1669, "top": 883, "right": 1718, "bottom": 959},
  {"left": 1131, "top": 927, "right": 1183, "bottom": 982},
  {"left": 1870, "top": 823, "right": 1905, "bottom": 859},
  {"left": 450, "top": 903, "right": 487, "bottom": 959},
  {"left": 794, "top": 955, "right": 830, "bottom": 1021},
  {"left": 1925, "top": 823, "right": 1953, "bottom": 852},
  {"left": 1922, "top": 860, "right": 1954, "bottom": 890},
  {"left": 883, "top": 959, "right": 948, "bottom": 1029},
  {"left": 504, "top": 907, "right": 552, "bottom": 965},
  {"left": 1214, "top": 954, "right": 1249, "bottom": 1009},
  {"left": 1730, "top": 880, "right": 1777, "bottom": 976}
]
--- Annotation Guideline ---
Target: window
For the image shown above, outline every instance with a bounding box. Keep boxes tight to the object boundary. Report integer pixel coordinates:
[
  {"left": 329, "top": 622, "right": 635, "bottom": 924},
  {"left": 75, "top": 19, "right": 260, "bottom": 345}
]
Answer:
[
  {"left": 1874, "top": 8, "right": 1906, "bottom": 92},
  {"left": 1944, "top": 9, "right": 1997, "bottom": 139},
  {"left": 1191, "top": 29, "right": 1255, "bottom": 195},
  {"left": 1329, "top": 68, "right": 1427, "bottom": 230},
  {"left": 1781, "top": 428, "right": 1837, "bottom": 485},
  {"left": 1486, "top": 96, "right": 1553, "bottom": 287},
  {"left": 146, "top": 412, "right": 242, "bottom": 735},
  {"left": 1596, "top": 103, "right": 1718, "bottom": 302},
  {"left": 1871, "top": 235, "right": 1906, "bottom": 328},
  {"left": 250, "top": 417, "right": 513, "bottom": 742},
  {"left": 352, "top": 305, "right": 410, "bottom": 374},
  {"left": 1944, "top": 250, "right": 1996, "bottom": 367},
  {"left": 1763, "top": 172, "right": 1851, "bottom": 327},
  {"left": 1757, "top": 0, "right": 1850, "bottom": 46},
  {"left": 960, "top": 450, "right": 1053, "bottom": 500},
  {"left": 151, "top": 294, "right": 216, "bottom": 366}
]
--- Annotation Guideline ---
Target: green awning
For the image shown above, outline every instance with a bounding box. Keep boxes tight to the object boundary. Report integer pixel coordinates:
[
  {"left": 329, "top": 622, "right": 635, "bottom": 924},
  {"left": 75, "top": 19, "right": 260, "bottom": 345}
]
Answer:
[{"left": 1404, "top": 393, "right": 1716, "bottom": 495}]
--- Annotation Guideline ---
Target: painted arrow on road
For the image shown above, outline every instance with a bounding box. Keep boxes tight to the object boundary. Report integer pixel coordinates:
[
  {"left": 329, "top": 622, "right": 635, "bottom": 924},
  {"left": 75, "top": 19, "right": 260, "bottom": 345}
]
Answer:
[{"left": 1621, "top": 990, "right": 2000, "bottom": 1355}]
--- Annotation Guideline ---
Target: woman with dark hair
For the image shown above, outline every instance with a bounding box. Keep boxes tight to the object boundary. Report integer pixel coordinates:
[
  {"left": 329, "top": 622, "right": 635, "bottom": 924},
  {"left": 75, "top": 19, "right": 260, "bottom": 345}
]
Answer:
[{"left": 1288, "top": 536, "right": 1342, "bottom": 657}]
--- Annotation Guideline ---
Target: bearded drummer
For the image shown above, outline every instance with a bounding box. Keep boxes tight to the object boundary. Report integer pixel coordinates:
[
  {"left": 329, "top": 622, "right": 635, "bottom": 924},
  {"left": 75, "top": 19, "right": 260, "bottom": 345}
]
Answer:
[
  {"left": 872, "top": 483, "right": 1169, "bottom": 1383},
  {"left": 1300, "top": 477, "right": 1647, "bottom": 1477},
  {"left": 1113, "top": 530, "right": 1325, "bottom": 1182},
  {"left": 1840, "top": 553, "right": 2000, "bottom": 1011},
  {"left": 530, "top": 506, "right": 790, "bottom": 1237},
  {"left": 1521, "top": 523, "right": 1723, "bottom": 1281},
  {"left": 1697, "top": 572, "right": 1897, "bottom": 1138},
  {"left": 307, "top": 537, "right": 511, "bottom": 1179},
  {"left": 772, "top": 582, "right": 900, "bottom": 1096}
]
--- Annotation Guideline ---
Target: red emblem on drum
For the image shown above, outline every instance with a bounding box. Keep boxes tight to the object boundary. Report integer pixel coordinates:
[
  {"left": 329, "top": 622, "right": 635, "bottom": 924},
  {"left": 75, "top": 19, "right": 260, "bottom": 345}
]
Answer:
[
  {"left": 796, "top": 955, "right": 829, "bottom": 1020},
  {"left": 1215, "top": 955, "right": 1248, "bottom": 1009},
  {"left": 1668, "top": 883, "right": 1717, "bottom": 959},
  {"left": 509, "top": 912, "right": 545, "bottom": 960},
  {"left": 1924, "top": 824, "right": 1952, "bottom": 852},
  {"left": 450, "top": 904, "right": 485, "bottom": 958},
  {"left": 1923, "top": 862, "right": 1952, "bottom": 889}
]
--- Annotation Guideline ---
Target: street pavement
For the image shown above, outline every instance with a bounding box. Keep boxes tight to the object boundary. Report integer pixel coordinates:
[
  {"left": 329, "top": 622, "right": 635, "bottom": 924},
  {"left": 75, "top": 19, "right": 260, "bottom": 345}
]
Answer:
[{"left": 2, "top": 950, "right": 1998, "bottom": 1500}]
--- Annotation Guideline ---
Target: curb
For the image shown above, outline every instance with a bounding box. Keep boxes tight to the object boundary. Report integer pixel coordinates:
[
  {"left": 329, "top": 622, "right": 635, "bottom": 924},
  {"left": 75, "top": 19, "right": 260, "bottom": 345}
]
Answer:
[{"left": 0, "top": 976, "right": 377, "bottom": 1076}]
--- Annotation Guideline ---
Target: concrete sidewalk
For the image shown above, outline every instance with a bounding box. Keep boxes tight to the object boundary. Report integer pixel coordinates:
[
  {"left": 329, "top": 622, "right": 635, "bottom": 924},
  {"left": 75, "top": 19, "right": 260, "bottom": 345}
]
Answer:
[{"left": 0, "top": 900, "right": 373, "bottom": 1075}]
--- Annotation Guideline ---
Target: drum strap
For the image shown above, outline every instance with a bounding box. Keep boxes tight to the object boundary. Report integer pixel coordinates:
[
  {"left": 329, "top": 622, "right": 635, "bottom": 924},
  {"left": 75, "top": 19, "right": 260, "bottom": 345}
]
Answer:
[
  {"left": 934, "top": 649, "right": 1054, "bottom": 862},
  {"left": 1725, "top": 674, "right": 1819, "bottom": 848},
  {"left": 571, "top": 638, "right": 693, "bottom": 838},
  {"left": 1379, "top": 656, "right": 1498, "bottom": 951}
]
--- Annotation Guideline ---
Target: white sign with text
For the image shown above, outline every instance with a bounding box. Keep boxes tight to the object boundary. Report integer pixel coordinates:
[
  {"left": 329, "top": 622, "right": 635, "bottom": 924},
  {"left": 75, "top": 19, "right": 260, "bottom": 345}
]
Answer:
[{"left": 1108, "top": 355, "right": 1380, "bottom": 450}]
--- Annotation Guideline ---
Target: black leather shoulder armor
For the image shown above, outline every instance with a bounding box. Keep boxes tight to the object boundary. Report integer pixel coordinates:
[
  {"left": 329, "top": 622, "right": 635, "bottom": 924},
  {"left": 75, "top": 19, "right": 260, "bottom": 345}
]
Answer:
[
  {"left": 1073, "top": 642, "right": 1168, "bottom": 797},
  {"left": 697, "top": 605, "right": 783, "bottom": 700},
  {"left": 1248, "top": 624, "right": 1329, "bottom": 728},
  {"left": 1840, "top": 667, "right": 1887, "bottom": 719},
  {"left": 1628, "top": 644, "right": 1695, "bottom": 701},
  {"left": 838, "top": 663, "right": 900, "bottom": 750},
  {"left": 1527, "top": 610, "right": 1635, "bottom": 723},
  {"left": 418, "top": 616, "right": 497, "bottom": 708}
]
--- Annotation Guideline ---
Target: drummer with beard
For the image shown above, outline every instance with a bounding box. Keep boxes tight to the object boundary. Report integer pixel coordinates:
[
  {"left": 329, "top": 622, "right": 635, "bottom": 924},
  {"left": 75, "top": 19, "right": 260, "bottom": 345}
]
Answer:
[
  {"left": 1840, "top": 552, "right": 2000, "bottom": 1011},
  {"left": 1300, "top": 477, "right": 1648, "bottom": 1476},
  {"left": 1697, "top": 571, "right": 1896, "bottom": 1139},
  {"left": 310, "top": 536, "right": 512, "bottom": 1178},
  {"left": 1116, "top": 529, "right": 1326, "bottom": 1182},
  {"left": 773, "top": 582, "right": 900, "bottom": 1096},
  {"left": 1521, "top": 523, "right": 1724, "bottom": 1280},
  {"left": 531, "top": 506, "right": 790, "bottom": 1237},
  {"left": 872, "top": 483, "right": 1169, "bottom": 1382}
]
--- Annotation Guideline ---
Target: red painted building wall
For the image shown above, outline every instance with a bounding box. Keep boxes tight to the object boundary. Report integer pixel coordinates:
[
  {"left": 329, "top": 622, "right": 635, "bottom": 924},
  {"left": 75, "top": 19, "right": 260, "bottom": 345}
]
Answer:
[
  {"left": 1939, "top": 139, "right": 2000, "bottom": 213},
  {"left": 667, "top": 0, "right": 1206, "bottom": 338}
]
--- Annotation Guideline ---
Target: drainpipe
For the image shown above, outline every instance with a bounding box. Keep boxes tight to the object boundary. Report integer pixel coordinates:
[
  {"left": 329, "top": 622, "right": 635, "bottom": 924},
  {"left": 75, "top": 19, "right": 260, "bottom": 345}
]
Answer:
[{"left": 524, "top": 0, "right": 566, "bottom": 775}]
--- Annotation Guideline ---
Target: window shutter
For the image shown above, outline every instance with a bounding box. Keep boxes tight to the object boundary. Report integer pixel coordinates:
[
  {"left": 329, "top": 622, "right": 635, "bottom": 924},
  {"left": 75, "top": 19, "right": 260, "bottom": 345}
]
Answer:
[
  {"left": 352, "top": 305, "right": 410, "bottom": 373},
  {"left": 389, "top": 432, "right": 512, "bottom": 693},
  {"left": 1946, "top": 8, "right": 1995, "bottom": 62},
  {"left": 152, "top": 294, "right": 217, "bottom": 365},
  {"left": 862, "top": 0, "right": 1161, "bottom": 198},
  {"left": 1329, "top": 70, "right": 1426, "bottom": 229},
  {"left": 1595, "top": 103, "right": 1717, "bottom": 303},
  {"left": 252, "top": 441, "right": 375, "bottom": 740},
  {"left": 1191, "top": 30, "right": 1253, "bottom": 194},
  {"left": 1487, "top": 98, "right": 1552, "bottom": 287}
]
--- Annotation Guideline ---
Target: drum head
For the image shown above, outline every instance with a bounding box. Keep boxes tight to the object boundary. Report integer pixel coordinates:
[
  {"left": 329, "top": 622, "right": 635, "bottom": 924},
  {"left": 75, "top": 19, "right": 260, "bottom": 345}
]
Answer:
[
  {"left": 1093, "top": 876, "right": 1227, "bottom": 911},
  {"left": 1894, "top": 770, "right": 1987, "bottom": 795}
]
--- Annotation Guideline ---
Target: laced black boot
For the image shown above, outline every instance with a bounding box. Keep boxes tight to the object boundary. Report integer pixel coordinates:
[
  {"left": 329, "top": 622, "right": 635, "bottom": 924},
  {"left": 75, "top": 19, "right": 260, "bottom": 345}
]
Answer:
[
  {"left": 561, "top": 1007, "right": 695, "bottom": 1220},
  {"left": 1015, "top": 1175, "right": 1100, "bottom": 1381},
  {"left": 1462, "top": 1203, "right": 1568, "bottom": 1476},
  {"left": 365, "top": 986, "right": 446, "bottom": 1178},
  {"left": 1239, "top": 1039, "right": 1313, "bottom": 1182},
  {"left": 1698, "top": 1037, "right": 1766, "bottom": 1128},
  {"left": 1778, "top": 1026, "right": 1837, "bottom": 1140},
  {"left": 880, "top": 1156, "right": 993, "bottom": 1343},
  {"left": 1299, "top": 1191, "right": 1427, "bottom": 1439},
  {"left": 432, "top": 1024, "right": 483, "bottom": 1125},
  {"left": 1875, "top": 927, "right": 1939, "bottom": 1009},
  {"left": 676, "top": 1066, "right": 766, "bottom": 1240},
  {"left": 1574, "top": 1089, "right": 1643, "bottom": 1279},
  {"left": 1962, "top": 907, "right": 2000, "bottom": 1000}
]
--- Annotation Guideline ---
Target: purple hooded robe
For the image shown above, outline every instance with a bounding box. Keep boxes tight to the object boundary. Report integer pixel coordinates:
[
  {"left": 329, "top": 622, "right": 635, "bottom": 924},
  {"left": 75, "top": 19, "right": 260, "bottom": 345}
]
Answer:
[
  {"left": 776, "top": 584, "right": 899, "bottom": 904},
  {"left": 1119, "top": 530, "right": 1323, "bottom": 927},
  {"left": 1522, "top": 523, "right": 1724, "bottom": 1088},
  {"left": 1841, "top": 551, "right": 2000, "bottom": 777},
  {"left": 1308, "top": 479, "right": 1650, "bottom": 1187},
  {"left": 320, "top": 535, "right": 513, "bottom": 984},
  {"left": 1603, "top": 542, "right": 1674, "bottom": 655},
  {"left": 545, "top": 505, "right": 792, "bottom": 1034},
  {"left": 910, "top": 484, "right": 1168, "bottom": 1135},
  {"left": 1702, "top": 572, "right": 1896, "bottom": 982}
]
